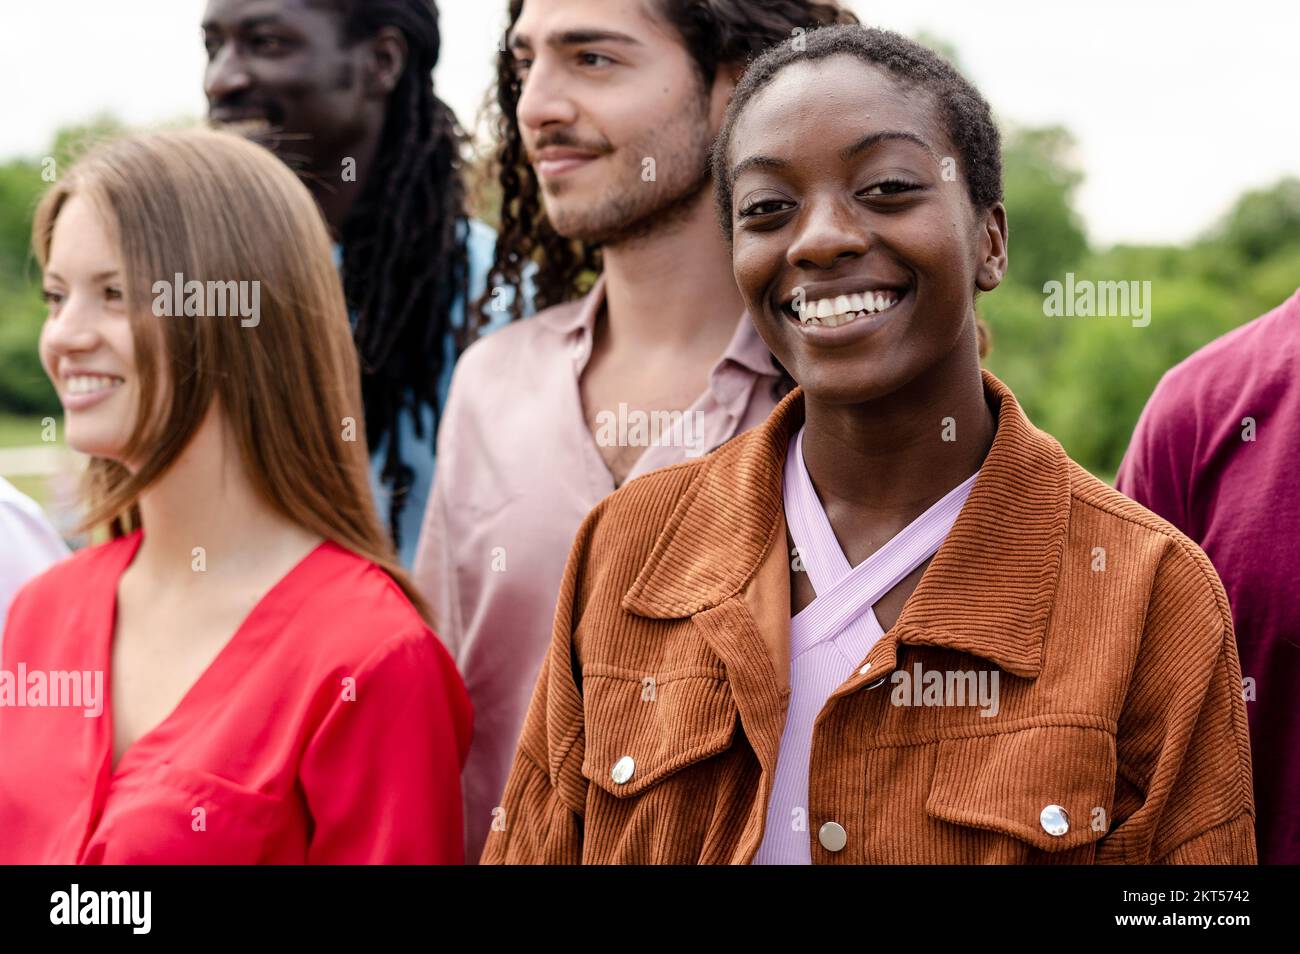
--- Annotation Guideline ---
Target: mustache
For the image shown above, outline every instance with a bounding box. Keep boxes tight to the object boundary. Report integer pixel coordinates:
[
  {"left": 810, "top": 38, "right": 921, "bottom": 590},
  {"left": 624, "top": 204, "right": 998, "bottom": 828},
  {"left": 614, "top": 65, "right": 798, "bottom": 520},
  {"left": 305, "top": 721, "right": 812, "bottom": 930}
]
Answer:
[
  {"left": 206, "top": 97, "right": 309, "bottom": 163},
  {"left": 528, "top": 131, "right": 612, "bottom": 158},
  {"left": 207, "top": 94, "right": 286, "bottom": 126},
  {"left": 206, "top": 117, "right": 314, "bottom": 176}
]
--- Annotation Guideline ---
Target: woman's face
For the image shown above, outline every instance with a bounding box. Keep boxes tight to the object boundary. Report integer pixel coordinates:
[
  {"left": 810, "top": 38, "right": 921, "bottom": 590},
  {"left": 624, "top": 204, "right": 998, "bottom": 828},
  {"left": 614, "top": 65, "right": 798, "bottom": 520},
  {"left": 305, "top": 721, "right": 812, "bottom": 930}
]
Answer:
[
  {"left": 39, "top": 193, "right": 142, "bottom": 463},
  {"left": 727, "top": 55, "right": 1007, "bottom": 405}
]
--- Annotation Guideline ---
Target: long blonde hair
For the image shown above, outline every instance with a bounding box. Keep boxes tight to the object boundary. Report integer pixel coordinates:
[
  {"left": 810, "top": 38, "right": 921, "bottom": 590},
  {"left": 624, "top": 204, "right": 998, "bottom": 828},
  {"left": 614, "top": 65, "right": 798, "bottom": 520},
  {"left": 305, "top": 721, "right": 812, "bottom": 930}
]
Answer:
[{"left": 32, "top": 128, "right": 429, "bottom": 620}]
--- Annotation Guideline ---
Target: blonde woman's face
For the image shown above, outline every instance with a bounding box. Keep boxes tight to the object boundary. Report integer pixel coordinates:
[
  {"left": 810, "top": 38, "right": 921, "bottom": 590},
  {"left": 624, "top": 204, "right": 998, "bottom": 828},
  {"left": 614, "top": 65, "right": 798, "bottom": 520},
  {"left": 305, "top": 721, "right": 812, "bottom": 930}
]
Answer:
[{"left": 40, "top": 194, "right": 141, "bottom": 463}]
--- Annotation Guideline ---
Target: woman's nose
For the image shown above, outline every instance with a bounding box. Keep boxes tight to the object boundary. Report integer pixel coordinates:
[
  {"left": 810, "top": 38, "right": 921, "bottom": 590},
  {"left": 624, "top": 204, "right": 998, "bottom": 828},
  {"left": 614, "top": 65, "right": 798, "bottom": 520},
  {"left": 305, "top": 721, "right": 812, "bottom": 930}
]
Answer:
[
  {"left": 43, "top": 289, "right": 106, "bottom": 357},
  {"left": 786, "top": 199, "right": 870, "bottom": 270}
]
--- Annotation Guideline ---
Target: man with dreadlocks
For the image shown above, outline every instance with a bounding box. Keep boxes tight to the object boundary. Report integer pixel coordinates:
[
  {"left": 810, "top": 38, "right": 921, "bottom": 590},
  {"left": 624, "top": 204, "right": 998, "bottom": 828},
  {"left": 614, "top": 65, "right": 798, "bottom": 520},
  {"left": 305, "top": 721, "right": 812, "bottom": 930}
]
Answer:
[
  {"left": 202, "top": 0, "right": 510, "bottom": 567},
  {"left": 412, "top": 0, "right": 857, "bottom": 861}
]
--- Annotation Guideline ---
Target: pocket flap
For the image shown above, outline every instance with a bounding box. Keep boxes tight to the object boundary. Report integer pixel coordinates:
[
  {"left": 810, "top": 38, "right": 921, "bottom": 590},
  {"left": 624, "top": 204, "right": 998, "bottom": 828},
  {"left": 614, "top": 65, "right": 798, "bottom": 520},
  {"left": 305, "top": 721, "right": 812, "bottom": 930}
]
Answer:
[
  {"left": 924, "top": 723, "right": 1116, "bottom": 853},
  {"left": 582, "top": 666, "right": 738, "bottom": 798}
]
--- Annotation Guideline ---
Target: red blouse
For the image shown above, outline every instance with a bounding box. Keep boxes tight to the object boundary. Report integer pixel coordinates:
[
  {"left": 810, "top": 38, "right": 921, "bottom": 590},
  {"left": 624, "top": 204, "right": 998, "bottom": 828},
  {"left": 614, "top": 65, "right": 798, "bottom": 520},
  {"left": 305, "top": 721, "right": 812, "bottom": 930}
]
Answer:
[{"left": 0, "top": 531, "right": 472, "bottom": 864}]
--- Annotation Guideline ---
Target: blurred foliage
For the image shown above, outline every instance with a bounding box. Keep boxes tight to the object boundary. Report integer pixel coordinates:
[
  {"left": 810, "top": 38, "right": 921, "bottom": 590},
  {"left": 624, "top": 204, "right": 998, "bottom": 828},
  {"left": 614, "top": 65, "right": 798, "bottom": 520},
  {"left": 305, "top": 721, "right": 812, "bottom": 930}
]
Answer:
[
  {"left": 982, "top": 117, "right": 1299, "bottom": 474},
  {"left": 1, "top": 113, "right": 1297, "bottom": 481},
  {"left": 1211, "top": 176, "right": 1300, "bottom": 264},
  {"left": 1000, "top": 124, "right": 1089, "bottom": 291},
  {"left": 0, "top": 156, "right": 55, "bottom": 416}
]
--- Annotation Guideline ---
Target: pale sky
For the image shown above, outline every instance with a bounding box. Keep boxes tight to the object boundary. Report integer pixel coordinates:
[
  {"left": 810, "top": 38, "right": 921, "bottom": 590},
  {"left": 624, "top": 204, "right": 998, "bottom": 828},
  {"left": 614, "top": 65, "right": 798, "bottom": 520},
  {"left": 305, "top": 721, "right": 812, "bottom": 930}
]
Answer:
[{"left": 2, "top": 0, "right": 1296, "bottom": 246}]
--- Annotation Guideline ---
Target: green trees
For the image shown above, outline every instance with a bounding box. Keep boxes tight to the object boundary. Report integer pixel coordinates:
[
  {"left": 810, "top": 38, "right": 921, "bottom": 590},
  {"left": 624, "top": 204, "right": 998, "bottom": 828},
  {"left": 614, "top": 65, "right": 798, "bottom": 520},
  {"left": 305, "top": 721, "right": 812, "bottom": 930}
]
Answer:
[
  {"left": 1000, "top": 125, "right": 1089, "bottom": 292},
  {"left": 1215, "top": 177, "right": 1300, "bottom": 265},
  {"left": 981, "top": 124, "right": 1298, "bottom": 479},
  {"left": 0, "top": 154, "right": 54, "bottom": 416}
]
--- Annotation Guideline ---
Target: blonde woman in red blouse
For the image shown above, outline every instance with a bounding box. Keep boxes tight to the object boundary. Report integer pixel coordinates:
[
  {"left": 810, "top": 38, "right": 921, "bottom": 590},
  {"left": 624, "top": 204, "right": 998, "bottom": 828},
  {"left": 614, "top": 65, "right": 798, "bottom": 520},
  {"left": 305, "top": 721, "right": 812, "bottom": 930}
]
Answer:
[{"left": 0, "top": 129, "right": 470, "bottom": 864}]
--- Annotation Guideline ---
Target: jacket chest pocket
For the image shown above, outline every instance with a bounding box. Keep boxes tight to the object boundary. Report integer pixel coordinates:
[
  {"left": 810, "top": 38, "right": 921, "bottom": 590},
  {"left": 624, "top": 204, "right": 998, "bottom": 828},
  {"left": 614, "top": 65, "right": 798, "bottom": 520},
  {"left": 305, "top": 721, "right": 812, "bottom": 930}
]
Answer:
[
  {"left": 581, "top": 665, "right": 739, "bottom": 798},
  {"left": 921, "top": 723, "right": 1117, "bottom": 862}
]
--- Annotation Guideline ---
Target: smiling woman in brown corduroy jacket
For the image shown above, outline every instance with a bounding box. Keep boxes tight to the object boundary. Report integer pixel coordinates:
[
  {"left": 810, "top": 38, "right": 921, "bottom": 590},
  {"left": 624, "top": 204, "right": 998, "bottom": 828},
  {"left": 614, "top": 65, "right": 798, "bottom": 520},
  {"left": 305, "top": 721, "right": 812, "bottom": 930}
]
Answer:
[{"left": 481, "top": 26, "right": 1256, "bottom": 865}]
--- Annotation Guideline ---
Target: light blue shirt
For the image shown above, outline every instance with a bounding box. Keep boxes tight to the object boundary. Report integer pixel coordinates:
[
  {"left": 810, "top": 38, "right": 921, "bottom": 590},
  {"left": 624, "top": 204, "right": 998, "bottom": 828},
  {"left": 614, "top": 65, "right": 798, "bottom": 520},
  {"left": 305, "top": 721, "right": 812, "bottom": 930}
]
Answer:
[{"left": 333, "top": 218, "right": 525, "bottom": 567}]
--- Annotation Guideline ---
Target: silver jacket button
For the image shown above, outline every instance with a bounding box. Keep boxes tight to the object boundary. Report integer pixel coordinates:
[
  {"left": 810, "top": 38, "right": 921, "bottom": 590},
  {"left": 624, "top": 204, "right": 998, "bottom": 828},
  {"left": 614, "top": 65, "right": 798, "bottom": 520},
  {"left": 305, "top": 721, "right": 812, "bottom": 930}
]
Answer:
[
  {"left": 1040, "top": 804, "right": 1070, "bottom": 836},
  {"left": 611, "top": 756, "right": 635, "bottom": 785},
  {"left": 818, "top": 821, "right": 848, "bottom": 852}
]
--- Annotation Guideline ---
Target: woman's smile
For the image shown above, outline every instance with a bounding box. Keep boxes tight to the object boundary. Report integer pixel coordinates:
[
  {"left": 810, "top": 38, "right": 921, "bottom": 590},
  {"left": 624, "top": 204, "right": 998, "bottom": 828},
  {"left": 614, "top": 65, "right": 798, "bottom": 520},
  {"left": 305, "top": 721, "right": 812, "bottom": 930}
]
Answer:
[
  {"left": 59, "top": 370, "right": 127, "bottom": 411},
  {"left": 778, "top": 280, "right": 912, "bottom": 345}
]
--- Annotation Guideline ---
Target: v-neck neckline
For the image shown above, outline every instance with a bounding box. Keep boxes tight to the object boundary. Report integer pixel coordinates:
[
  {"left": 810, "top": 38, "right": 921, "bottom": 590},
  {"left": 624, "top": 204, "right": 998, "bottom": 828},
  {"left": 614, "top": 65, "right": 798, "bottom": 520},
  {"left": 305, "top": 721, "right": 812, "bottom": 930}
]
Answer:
[
  {"left": 785, "top": 424, "right": 982, "bottom": 635},
  {"left": 101, "top": 530, "right": 328, "bottom": 778}
]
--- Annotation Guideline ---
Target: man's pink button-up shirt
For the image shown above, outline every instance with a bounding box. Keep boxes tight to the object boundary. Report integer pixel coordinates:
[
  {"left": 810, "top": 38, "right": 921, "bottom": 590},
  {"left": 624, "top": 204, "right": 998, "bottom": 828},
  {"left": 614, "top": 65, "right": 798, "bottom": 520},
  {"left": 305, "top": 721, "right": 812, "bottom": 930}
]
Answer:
[{"left": 413, "top": 273, "right": 781, "bottom": 861}]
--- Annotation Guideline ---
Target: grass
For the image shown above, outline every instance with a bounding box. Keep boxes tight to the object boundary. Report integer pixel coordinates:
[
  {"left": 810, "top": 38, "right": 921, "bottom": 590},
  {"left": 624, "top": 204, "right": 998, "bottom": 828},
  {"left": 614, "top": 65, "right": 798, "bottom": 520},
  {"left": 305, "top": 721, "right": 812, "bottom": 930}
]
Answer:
[
  {"left": 0, "top": 412, "right": 64, "bottom": 508},
  {"left": 0, "top": 412, "right": 57, "bottom": 449},
  {"left": 5, "top": 473, "right": 48, "bottom": 505}
]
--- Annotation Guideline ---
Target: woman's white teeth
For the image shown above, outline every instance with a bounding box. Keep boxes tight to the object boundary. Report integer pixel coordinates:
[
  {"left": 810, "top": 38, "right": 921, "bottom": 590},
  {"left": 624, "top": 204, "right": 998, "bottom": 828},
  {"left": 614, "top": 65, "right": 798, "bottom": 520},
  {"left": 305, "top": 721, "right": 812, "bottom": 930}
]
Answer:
[
  {"left": 795, "top": 290, "right": 900, "bottom": 326},
  {"left": 66, "top": 374, "right": 123, "bottom": 395}
]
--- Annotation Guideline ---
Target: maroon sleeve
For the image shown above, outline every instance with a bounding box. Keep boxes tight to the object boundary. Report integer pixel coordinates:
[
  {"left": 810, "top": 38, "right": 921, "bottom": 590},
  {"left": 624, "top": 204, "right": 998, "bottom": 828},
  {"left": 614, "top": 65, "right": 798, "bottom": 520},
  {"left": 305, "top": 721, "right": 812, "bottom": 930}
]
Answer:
[{"left": 1116, "top": 372, "right": 1194, "bottom": 535}]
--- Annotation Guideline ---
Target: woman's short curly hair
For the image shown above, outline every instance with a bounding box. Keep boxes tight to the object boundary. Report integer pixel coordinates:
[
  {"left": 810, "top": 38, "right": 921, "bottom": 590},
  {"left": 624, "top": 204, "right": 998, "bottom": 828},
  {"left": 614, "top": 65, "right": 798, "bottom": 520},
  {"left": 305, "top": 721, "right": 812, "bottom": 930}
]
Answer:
[{"left": 711, "top": 24, "right": 1003, "bottom": 243}]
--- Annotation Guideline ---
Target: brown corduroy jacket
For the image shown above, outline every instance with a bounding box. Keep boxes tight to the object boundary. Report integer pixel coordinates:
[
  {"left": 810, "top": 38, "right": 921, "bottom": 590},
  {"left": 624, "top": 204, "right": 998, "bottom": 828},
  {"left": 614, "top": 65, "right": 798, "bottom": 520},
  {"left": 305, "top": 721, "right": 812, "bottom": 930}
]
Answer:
[{"left": 482, "top": 371, "right": 1256, "bottom": 864}]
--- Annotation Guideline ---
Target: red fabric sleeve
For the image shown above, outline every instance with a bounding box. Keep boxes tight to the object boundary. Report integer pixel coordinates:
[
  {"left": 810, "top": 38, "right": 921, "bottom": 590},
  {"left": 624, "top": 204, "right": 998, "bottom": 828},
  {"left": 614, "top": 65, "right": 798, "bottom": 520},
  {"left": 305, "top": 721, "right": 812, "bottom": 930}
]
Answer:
[{"left": 299, "top": 630, "right": 472, "bottom": 864}]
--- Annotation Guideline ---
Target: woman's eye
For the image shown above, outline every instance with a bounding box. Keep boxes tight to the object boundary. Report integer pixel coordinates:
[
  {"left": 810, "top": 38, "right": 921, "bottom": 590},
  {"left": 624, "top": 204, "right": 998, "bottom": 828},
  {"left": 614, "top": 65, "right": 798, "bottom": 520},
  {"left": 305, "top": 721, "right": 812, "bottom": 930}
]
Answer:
[
  {"left": 105, "top": 286, "right": 124, "bottom": 302},
  {"left": 41, "top": 289, "right": 63, "bottom": 307},
  {"left": 578, "top": 52, "right": 612, "bottom": 68},
  {"left": 860, "top": 179, "right": 919, "bottom": 197},
  {"left": 511, "top": 57, "right": 532, "bottom": 80},
  {"left": 739, "top": 199, "right": 791, "bottom": 218}
]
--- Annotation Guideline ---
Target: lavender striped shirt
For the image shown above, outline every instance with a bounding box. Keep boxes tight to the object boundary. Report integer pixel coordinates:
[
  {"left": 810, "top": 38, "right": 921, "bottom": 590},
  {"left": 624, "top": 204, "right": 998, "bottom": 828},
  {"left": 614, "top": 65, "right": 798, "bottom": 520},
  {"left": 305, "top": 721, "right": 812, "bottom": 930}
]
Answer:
[{"left": 753, "top": 425, "right": 978, "bottom": 864}]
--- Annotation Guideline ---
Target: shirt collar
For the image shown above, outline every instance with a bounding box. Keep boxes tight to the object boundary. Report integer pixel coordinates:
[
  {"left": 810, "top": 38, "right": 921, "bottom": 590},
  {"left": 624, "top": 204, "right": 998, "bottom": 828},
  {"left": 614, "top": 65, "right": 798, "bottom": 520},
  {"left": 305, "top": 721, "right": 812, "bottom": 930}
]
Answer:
[
  {"left": 539, "top": 272, "right": 779, "bottom": 381},
  {"left": 538, "top": 272, "right": 607, "bottom": 336},
  {"left": 721, "top": 306, "right": 782, "bottom": 379},
  {"left": 621, "top": 369, "right": 1072, "bottom": 679}
]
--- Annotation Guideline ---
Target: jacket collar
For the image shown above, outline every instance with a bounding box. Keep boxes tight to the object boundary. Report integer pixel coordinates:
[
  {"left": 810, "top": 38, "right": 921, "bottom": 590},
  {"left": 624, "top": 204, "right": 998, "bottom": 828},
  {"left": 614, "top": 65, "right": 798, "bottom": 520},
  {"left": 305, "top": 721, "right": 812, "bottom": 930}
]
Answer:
[{"left": 622, "top": 369, "right": 1072, "bottom": 678}]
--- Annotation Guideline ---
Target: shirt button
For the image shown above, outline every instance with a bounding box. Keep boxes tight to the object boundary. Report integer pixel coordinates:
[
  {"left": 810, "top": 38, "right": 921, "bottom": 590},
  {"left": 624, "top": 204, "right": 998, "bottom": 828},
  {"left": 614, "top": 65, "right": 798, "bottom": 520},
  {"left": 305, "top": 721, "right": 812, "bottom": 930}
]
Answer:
[
  {"left": 818, "top": 821, "right": 847, "bottom": 852},
  {"left": 1040, "top": 804, "right": 1070, "bottom": 836},
  {"left": 611, "top": 756, "right": 635, "bottom": 785},
  {"left": 858, "top": 662, "right": 872, "bottom": 675}
]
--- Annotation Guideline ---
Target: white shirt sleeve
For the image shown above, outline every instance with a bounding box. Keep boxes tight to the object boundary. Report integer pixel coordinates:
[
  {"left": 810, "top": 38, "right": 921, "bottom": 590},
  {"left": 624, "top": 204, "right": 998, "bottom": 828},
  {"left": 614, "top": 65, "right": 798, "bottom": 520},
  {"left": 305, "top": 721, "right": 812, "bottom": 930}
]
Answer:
[{"left": 0, "top": 477, "right": 70, "bottom": 642}]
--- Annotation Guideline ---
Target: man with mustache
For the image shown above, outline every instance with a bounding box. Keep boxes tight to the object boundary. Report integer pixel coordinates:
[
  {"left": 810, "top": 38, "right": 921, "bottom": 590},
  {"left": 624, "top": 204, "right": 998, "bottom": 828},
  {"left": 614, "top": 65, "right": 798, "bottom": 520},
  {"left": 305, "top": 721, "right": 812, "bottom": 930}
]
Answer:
[
  {"left": 412, "top": 0, "right": 856, "bottom": 861},
  {"left": 202, "top": 0, "right": 509, "bottom": 567}
]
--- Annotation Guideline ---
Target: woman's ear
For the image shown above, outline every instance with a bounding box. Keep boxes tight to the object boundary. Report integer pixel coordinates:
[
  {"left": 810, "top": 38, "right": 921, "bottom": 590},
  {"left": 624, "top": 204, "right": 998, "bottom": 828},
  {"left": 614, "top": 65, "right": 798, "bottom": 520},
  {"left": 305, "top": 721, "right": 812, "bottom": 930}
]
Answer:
[
  {"left": 363, "top": 26, "right": 408, "bottom": 99},
  {"left": 976, "top": 202, "right": 1009, "bottom": 292}
]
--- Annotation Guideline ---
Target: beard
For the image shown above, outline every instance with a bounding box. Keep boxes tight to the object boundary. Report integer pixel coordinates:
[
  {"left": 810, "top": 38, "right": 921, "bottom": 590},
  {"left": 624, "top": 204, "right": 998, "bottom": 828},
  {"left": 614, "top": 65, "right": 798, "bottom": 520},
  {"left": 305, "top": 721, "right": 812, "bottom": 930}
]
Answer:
[{"left": 540, "top": 97, "right": 716, "bottom": 248}]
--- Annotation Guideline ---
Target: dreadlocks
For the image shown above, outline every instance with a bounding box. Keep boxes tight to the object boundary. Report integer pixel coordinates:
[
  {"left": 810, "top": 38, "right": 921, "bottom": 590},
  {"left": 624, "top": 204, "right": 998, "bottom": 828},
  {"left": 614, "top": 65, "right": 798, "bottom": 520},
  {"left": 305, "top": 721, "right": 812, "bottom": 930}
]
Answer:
[
  {"left": 477, "top": 0, "right": 858, "bottom": 331},
  {"left": 327, "top": 0, "right": 469, "bottom": 552}
]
